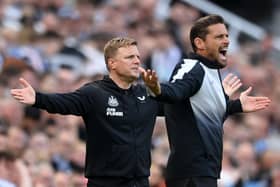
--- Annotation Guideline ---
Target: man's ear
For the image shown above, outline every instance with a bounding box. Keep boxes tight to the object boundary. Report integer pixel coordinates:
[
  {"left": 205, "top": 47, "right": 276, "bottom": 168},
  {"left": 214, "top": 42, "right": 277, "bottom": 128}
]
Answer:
[
  {"left": 194, "top": 37, "right": 206, "bottom": 50},
  {"left": 108, "top": 58, "right": 115, "bottom": 70}
]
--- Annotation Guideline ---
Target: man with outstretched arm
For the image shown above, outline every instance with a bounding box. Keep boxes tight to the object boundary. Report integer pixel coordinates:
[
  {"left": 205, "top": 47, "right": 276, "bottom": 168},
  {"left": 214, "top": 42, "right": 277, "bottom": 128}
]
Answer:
[
  {"left": 141, "top": 14, "right": 271, "bottom": 187},
  {"left": 11, "top": 37, "right": 161, "bottom": 187}
]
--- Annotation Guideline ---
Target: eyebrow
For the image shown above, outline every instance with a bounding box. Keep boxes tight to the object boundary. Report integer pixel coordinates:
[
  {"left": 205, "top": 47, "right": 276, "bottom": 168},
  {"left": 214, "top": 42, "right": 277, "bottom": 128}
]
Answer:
[{"left": 125, "top": 54, "right": 140, "bottom": 59}]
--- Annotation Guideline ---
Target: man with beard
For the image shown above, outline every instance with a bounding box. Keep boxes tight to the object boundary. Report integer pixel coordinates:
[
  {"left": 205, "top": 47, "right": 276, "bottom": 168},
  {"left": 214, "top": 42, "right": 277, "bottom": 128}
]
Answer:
[{"left": 142, "top": 14, "right": 271, "bottom": 187}]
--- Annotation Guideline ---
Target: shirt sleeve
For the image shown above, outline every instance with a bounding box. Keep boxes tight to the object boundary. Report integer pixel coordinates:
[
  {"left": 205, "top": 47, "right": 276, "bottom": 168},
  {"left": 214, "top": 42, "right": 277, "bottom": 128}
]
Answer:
[
  {"left": 226, "top": 97, "right": 243, "bottom": 115},
  {"left": 156, "top": 61, "right": 205, "bottom": 103},
  {"left": 33, "top": 85, "right": 92, "bottom": 116}
]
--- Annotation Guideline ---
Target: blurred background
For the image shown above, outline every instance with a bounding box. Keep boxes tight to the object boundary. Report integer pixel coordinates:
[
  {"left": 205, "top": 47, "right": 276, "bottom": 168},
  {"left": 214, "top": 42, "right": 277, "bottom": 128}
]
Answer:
[{"left": 0, "top": 0, "right": 280, "bottom": 186}]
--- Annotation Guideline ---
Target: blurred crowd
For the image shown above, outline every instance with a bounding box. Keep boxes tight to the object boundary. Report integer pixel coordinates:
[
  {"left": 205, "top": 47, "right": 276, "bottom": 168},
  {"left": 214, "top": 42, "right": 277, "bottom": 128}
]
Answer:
[{"left": 0, "top": 0, "right": 280, "bottom": 187}]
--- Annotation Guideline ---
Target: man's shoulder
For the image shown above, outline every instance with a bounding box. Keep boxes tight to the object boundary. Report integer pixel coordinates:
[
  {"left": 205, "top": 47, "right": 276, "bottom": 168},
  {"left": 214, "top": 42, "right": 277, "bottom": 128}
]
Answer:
[
  {"left": 175, "top": 57, "right": 200, "bottom": 69},
  {"left": 77, "top": 81, "right": 102, "bottom": 94},
  {"left": 168, "top": 58, "right": 205, "bottom": 86},
  {"left": 171, "top": 58, "right": 203, "bottom": 77},
  {"left": 183, "top": 58, "right": 199, "bottom": 64}
]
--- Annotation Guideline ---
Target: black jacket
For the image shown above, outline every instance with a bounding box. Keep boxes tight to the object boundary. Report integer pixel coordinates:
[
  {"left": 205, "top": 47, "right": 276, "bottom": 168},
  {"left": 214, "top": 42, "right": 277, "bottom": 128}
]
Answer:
[
  {"left": 34, "top": 76, "right": 161, "bottom": 179},
  {"left": 157, "top": 53, "right": 242, "bottom": 179}
]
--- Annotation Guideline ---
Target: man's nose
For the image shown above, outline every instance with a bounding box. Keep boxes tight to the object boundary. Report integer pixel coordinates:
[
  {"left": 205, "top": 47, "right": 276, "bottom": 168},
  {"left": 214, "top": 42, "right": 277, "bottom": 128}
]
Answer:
[
  {"left": 134, "top": 57, "right": 141, "bottom": 64},
  {"left": 224, "top": 37, "right": 230, "bottom": 44}
]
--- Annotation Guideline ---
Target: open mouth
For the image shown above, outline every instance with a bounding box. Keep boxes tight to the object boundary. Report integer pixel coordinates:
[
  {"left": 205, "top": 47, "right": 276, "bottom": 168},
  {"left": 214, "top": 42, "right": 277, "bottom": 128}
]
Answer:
[
  {"left": 219, "top": 48, "right": 228, "bottom": 59},
  {"left": 219, "top": 48, "right": 227, "bottom": 56}
]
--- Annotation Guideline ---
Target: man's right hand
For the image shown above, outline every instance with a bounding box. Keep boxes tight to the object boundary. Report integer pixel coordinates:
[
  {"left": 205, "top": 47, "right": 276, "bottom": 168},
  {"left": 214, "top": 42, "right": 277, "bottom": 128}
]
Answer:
[
  {"left": 139, "top": 67, "right": 161, "bottom": 96},
  {"left": 222, "top": 73, "right": 242, "bottom": 98},
  {"left": 10, "top": 78, "right": 36, "bottom": 105}
]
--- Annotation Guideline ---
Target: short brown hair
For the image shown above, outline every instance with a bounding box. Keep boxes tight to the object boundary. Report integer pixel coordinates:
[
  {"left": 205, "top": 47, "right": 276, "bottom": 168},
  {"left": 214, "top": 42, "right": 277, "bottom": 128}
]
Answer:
[
  {"left": 103, "top": 37, "right": 137, "bottom": 70},
  {"left": 190, "top": 14, "right": 225, "bottom": 52}
]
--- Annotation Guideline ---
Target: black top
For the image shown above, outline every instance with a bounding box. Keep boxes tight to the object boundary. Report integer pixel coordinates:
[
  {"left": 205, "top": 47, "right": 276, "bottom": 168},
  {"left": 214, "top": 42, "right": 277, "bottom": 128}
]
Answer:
[{"left": 34, "top": 76, "right": 161, "bottom": 179}]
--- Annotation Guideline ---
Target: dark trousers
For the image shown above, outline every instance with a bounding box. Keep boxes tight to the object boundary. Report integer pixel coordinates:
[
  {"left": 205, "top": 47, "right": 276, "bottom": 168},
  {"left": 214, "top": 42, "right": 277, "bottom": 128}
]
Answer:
[
  {"left": 87, "top": 177, "right": 149, "bottom": 187},
  {"left": 166, "top": 177, "right": 217, "bottom": 187}
]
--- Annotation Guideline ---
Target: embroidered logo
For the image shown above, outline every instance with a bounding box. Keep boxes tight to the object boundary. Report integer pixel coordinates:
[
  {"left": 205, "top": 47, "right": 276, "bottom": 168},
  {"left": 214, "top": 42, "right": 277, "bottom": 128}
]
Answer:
[
  {"left": 108, "top": 96, "right": 119, "bottom": 107},
  {"left": 137, "top": 96, "right": 145, "bottom": 101}
]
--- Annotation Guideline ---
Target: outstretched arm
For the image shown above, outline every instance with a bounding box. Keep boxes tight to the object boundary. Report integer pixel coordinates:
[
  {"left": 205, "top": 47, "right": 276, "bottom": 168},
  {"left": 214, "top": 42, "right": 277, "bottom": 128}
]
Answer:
[
  {"left": 11, "top": 78, "right": 91, "bottom": 116},
  {"left": 239, "top": 87, "right": 271, "bottom": 112},
  {"left": 140, "top": 63, "right": 203, "bottom": 102},
  {"left": 222, "top": 73, "right": 242, "bottom": 98},
  {"left": 10, "top": 78, "right": 35, "bottom": 105}
]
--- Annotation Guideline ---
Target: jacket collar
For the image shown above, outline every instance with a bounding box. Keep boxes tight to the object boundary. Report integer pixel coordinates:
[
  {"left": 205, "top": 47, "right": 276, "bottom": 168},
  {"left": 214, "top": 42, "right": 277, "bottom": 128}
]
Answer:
[
  {"left": 188, "top": 52, "right": 224, "bottom": 69},
  {"left": 103, "top": 75, "right": 134, "bottom": 92}
]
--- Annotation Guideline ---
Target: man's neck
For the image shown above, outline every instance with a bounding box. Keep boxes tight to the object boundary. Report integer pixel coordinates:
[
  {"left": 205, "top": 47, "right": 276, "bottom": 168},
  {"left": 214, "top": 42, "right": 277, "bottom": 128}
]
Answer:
[{"left": 109, "top": 74, "right": 132, "bottom": 90}]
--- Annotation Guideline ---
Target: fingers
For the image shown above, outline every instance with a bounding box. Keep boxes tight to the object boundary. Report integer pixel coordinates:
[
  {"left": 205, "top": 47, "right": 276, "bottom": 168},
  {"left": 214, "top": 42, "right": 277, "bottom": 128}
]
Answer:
[
  {"left": 248, "top": 96, "right": 271, "bottom": 105},
  {"left": 139, "top": 67, "right": 146, "bottom": 77},
  {"left": 19, "top": 78, "right": 31, "bottom": 88},
  {"left": 10, "top": 89, "right": 22, "bottom": 95},
  {"left": 142, "top": 69, "right": 157, "bottom": 82},
  {"left": 223, "top": 74, "right": 242, "bottom": 98},
  {"left": 138, "top": 66, "right": 145, "bottom": 73},
  {"left": 10, "top": 89, "right": 23, "bottom": 98},
  {"left": 10, "top": 78, "right": 31, "bottom": 97},
  {"left": 223, "top": 73, "right": 234, "bottom": 84},
  {"left": 230, "top": 79, "right": 242, "bottom": 89},
  {"left": 10, "top": 91, "right": 25, "bottom": 103},
  {"left": 139, "top": 68, "right": 146, "bottom": 80},
  {"left": 255, "top": 99, "right": 271, "bottom": 105},
  {"left": 139, "top": 68, "right": 149, "bottom": 82},
  {"left": 241, "top": 86, "right": 252, "bottom": 96},
  {"left": 251, "top": 97, "right": 271, "bottom": 111},
  {"left": 145, "top": 69, "right": 152, "bottom": 79},
  {"left": 251, "top": 96, "right": 271, "bottom": 102},
  {"left": 150, "top": 71, "right": 158, "bottom": 81},
  {"left": 228, "top": 76, "right": 239, "bottom": 85},
  {"left": 255, "top": 102, "right": 271, "bottom": 110},
  {"left": 229, "top": 81, "right": 242, "bottom": 95},
  {"left": 12, "top": 94, "right": 24, "bottom": 101},
  {"left": 223, "top": 74, "right": 241, "bottom": 86}
]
